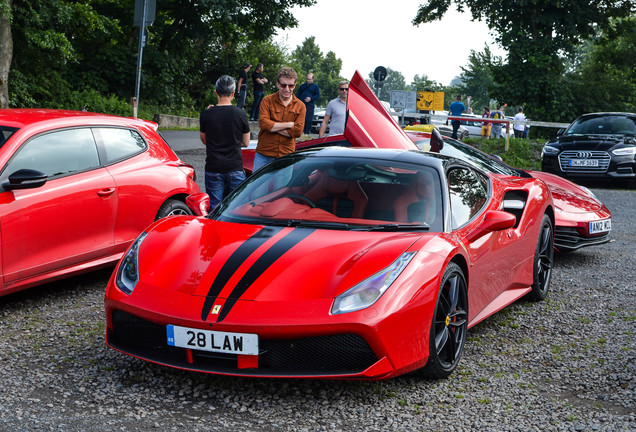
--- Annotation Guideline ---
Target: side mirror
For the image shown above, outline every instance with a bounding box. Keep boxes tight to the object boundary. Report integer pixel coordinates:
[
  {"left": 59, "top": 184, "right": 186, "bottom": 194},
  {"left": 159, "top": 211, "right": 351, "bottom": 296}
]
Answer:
[
  {"left": 556, "top": 128, "right": 565, "bottom": 136},
  {"left": 186, "top": 193, "right": 211, "bottom": 216},
  {"left": 466, "top": 210, "right": 516, "bottom": 242},
  {"left": 430, "top": 128, "right": 444, "bottom": 152},
  {"left": 3, "top": 169, "right": 47, "bottom": 191}
]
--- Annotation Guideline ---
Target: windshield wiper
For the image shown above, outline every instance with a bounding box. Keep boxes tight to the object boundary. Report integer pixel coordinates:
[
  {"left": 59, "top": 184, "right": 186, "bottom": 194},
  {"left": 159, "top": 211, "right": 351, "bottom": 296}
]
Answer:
[
  {"left": 286, "top": 219, "right": 351, "bottom": 229},
  {"left": 354, "top": 223, "right": 430, "bottom": 232}
]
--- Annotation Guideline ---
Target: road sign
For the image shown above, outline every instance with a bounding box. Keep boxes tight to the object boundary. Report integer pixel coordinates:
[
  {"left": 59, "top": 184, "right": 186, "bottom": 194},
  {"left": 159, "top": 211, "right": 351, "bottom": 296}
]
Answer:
[
  {"left": 134, "top": 0, "right": 156, "bottom": 26},
  {"left": 390, "top": 90, "right": 417, "bottom": 110},
  {"left": 373, "top": 66, "right": 387, "bottom": 82},
  {"left": 417, "top": 91, "right": 445, "bottom": 111}
]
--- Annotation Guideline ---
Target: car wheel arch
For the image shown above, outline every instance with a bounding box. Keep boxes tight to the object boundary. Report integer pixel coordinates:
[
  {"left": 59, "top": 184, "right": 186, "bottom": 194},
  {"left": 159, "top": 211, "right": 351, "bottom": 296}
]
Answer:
[{"left": 155, "top": 195, "right": 192, "bottom": 220}]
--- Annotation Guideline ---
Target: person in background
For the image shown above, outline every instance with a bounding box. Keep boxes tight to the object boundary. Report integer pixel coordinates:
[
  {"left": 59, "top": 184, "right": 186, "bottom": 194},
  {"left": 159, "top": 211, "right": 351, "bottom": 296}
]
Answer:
[
  {"left": 513, "top": 107, "right": 527, "bottom": 138},
  {"left": 319, "top": 80, "right": 348, "bottom": 137},
  {"left": 296, "top": 73, "right": 320, "bottom": 135},
  {"left": 199, "top": 75, "right": 250, "bottom": 208},
  {"left": 236, "top": 62, "right": 250, "bottom": 110},
  {"left": 480, "top": 106, "right": 491, "bottom": 138},
  {"left": 490, "top": 105, "right": 505, "bottom": 138},
  {"left": 448, "top": 95, "right": 465, "bottom": 139},
  {"left": 253, "top": 67, "right": 306, "bottom": 172},
  {"left": 250, "top": 63, "right": 268, "bottom": 121}
]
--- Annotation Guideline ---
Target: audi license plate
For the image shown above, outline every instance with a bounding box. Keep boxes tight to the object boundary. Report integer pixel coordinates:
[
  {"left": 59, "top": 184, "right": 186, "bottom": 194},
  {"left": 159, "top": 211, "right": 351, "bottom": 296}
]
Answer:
[
  {"left": 569, "top": 159, "right": 599, "bottom": 167},
  {"left": 589, "top": 219, "right": 611, "bottom": 234},
  {"left": 167, "top": 325, "right": 258, "bottom": 355}
]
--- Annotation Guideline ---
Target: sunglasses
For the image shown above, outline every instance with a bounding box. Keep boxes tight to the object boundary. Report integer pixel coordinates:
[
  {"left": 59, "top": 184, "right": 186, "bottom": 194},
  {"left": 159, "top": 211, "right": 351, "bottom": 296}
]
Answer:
[
  {"left": 339, "top": 87, "right": 349, "bottom": 91},
  {"left": 278, "top": 82, "right": 296, "bottom": 89}
]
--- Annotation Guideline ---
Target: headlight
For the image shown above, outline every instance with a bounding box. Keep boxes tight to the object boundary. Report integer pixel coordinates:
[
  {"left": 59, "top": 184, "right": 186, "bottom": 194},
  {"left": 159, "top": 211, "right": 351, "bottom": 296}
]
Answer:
[
  {"left": 542, "top": 145, "right": 560, "bottom": 156},
  {"left": 612, "top": 146, "right": 636, "bottom": 156},
  {"left": 331, "top": 252, "right": 416, "bottom": 314},
  {"left": 116, "top": 232, "right": 147, "bottom": 295},
  {"left": 579, "top": 185, "right": 599, "bottom": 202}
]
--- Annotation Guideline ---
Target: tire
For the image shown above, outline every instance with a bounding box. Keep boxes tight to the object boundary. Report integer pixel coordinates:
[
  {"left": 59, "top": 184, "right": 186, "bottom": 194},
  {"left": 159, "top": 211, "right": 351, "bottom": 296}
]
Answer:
[
  {"left": 420, "top": 262, "right": 468, "bottom": 379},
  {"left": 460, "top": 131, "right": 469, "bottom": 140},
  {"left": 155, "top": 199, "right": 192, "bottom": 220},
  {"left": 526, "top": 214, "right": 554, "bottom": 301}
]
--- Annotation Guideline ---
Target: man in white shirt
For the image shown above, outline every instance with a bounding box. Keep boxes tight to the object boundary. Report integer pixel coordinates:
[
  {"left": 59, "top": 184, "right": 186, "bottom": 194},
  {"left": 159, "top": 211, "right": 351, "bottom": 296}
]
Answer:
[
  {"left": 319, "top": 81, "right": 349, "bottom": 137},
  {"left": 513, "top": 107, "right": 527, "bottom": 138}
]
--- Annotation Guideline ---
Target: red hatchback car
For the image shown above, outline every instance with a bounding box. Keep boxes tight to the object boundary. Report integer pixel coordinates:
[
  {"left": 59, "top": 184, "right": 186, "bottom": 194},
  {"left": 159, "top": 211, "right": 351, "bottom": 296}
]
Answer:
[{"left": 0, "top": 109, "right": 200, "bottom": 296}]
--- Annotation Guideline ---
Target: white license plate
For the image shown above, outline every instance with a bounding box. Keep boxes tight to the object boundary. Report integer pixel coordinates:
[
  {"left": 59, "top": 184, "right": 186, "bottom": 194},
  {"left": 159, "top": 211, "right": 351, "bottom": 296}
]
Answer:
[
  {"left": 167, "top": 325, "right": 258, "bottom": 355},
  {"left": 589, "top": 219, "right": 611, "bottom": 234},
  {"left": 569, "top": 159, "right": 599, "bottom": 167}
]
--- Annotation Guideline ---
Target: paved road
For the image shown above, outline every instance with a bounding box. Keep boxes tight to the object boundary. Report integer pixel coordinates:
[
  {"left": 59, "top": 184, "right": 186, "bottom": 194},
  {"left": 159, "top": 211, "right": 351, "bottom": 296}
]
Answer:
[{"left": 159, "top": 130, "right": 202, "bottom": 152}]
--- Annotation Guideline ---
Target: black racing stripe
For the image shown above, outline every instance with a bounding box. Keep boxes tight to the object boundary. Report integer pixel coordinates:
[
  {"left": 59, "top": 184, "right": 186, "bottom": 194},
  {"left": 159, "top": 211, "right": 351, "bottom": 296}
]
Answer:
[
  {"left": 200, "top": 226, "right": 283, "bottom": 321},
  {"left": 217, "top": 228, "right": 316, "bottom": 322}
]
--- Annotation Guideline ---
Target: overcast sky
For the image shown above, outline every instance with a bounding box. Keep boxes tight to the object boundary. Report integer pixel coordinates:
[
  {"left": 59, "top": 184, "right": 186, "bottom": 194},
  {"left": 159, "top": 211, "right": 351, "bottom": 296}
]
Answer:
[{"left": 275, "top": 0, "right": 506, "bottom": 86}]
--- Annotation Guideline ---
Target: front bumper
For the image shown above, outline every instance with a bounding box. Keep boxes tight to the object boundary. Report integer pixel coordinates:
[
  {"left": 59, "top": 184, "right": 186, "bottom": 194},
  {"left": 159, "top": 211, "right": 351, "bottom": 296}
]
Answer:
[
  {"left": 106, "top": 309, "right": 393, "bottom": 378},
  {"left": 554, "top": 226, "right": 611, "bottom": 252}
]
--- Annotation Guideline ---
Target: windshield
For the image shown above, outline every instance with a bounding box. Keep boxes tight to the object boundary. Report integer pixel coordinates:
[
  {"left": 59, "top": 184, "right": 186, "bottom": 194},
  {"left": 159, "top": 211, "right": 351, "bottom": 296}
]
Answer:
[
  {"left": 214, "top": 154, "right": 444, "bottom": 232},
  {"left": 0, "top": 126, "right": 19, "bottom": 149},
  {"left": 566, "top": 115, "right": 636, "bottom": 136},
  {"left": 439, "top": 139, "right": 529, "bottom": 177}
]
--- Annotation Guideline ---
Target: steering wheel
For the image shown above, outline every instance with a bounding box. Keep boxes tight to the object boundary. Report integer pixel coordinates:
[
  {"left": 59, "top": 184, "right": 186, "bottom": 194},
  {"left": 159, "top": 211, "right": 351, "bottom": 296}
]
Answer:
[{"left": 284, "top": 194, "right": 316, "bottom": 208}]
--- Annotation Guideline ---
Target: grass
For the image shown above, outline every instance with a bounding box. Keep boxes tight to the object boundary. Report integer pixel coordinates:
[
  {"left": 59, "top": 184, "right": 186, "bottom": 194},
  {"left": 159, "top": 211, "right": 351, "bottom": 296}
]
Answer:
[{"left": 464, "top": 137, "right": 547, "bottom": 171}]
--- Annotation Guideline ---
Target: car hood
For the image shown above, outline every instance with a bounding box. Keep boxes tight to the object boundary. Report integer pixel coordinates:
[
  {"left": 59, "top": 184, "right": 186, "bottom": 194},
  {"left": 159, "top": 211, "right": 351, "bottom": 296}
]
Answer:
[
  {"left": 549, "top": 134, "right": 634, "bottom": 151},
  {"left": 343, "top": 71, "right": 417, "bottom": 151},
  {"left": 137, "top": 217, "right": 428, "bottom": 304},
  {"left": 529, "top": 170, "right": 603, "bottom": 213}
]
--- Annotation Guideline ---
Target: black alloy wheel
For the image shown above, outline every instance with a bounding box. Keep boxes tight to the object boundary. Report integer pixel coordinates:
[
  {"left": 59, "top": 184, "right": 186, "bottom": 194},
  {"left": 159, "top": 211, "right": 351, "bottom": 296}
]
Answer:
[
  {"left": 527, "top": 214, "right": 554, "bottom": 301},
  {"left": 421, "top": 262, "right": 468, "bottom": 379}
]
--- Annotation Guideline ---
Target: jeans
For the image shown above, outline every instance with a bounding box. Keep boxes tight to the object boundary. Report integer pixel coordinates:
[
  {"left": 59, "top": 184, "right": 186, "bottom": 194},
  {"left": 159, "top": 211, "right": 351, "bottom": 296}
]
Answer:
[
  {"left": 237, "top": 87, "right": 247, "bottom": 109},
  {"left": 451, "top": 121, "right": 460, "bottom": 139},
  {"left": 205, "top": 170, "right": 246, "bottom": 209},
  {"left": 303, "top": 103, "right": 314, "bottom": 134},
  {"left": 250, "top": 90, "right": 265, "bottom": 120},
  {"left": 252, "top": 152, "right": 276, "bottom": 172}
]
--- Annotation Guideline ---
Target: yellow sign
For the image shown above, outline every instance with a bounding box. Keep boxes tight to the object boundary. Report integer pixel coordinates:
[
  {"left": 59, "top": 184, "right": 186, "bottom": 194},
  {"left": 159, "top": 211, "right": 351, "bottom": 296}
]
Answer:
[{"left": 417, "top": 91, "right": 445, "bottom": 111}]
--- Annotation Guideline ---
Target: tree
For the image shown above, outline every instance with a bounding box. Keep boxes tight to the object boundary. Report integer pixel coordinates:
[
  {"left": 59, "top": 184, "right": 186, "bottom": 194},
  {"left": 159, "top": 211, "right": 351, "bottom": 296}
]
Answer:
[
  {"left": 2, "top": 0, "right": 316, "bottom": 111},
  {"left": 290, "top": 36, "right": 344, "bottom": 105},
  {"left": 0, "top": 0, "right": 11, "bottom": 108},
  {"left": 410, "top": 74, "right": 444, "bottom": 92},
  {"left": 568, "top": 17, "right": 636, "bottom": 115},
  {"left": 413, "top": 0, "right": 634, "bottom": 121},
  {"left": 456, "top": 45, "right": 500, "bottom": 112},
  {"left": 365, "top": 67, "right": 407, "bottom": 101}
]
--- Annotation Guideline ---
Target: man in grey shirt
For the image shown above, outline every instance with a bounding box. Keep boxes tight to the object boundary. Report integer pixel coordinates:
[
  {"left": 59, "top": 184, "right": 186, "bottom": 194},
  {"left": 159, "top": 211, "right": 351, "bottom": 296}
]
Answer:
[{"left": 319, "top": 80, "right": 348, "bottom": 137}]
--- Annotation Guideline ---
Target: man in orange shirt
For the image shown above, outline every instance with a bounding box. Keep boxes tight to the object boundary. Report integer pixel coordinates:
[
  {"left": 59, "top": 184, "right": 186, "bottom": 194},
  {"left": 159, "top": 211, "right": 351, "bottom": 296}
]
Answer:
[{"left": 253, "top": 67, "right": 306, "bottom": 172}]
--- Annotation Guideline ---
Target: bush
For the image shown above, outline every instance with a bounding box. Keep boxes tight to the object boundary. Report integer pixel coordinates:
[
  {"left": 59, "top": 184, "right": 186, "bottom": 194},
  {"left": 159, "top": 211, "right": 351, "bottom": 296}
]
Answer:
[
  {"left": 465, "top": 137, "right": 547, "bottom": 171},
  {"left": 66, "top": 89, "right": 131, "bottom": 116}
]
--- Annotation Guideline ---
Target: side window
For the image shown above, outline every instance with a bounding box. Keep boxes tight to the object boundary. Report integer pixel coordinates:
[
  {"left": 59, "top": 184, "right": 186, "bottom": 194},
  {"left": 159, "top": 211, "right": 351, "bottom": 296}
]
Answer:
[
  {"left": 4, "top": 128, "right": 99, "bottom": 178},
  {"left": 448, "top": 167, "right": 488, "bottom": 229},
  {"left": 93, "top": 127, "right": 146, "bottom": 164}
]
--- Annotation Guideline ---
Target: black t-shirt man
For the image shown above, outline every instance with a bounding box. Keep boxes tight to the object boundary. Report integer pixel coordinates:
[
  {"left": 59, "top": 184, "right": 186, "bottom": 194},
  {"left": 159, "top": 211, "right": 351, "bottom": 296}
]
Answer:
[
  {"left": 199, "top": 106, "right": 250, "bottom": 173},
  {"left": 252, "top": 71, "right": 265, "bottom": 92}
]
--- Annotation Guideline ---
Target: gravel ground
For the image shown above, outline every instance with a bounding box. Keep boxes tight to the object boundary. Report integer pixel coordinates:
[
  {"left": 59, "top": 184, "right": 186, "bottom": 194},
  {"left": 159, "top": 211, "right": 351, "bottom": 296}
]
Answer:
[{"left": 0, "top": 149, "right": 634, "bottom": 431}]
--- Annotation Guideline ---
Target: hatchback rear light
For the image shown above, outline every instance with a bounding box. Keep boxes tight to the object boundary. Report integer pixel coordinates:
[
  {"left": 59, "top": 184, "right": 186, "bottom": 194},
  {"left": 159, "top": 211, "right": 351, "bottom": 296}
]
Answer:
[{"left": 178, "top": 164, "right": 196, "bottom": 181}]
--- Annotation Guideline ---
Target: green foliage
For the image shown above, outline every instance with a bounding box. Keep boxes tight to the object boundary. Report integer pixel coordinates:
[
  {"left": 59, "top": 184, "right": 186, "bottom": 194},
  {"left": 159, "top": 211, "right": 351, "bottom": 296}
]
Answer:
[
  {"left": 566, "top": 17, "right": 636, "bottom": 115},
  {"left": 413, "top": 0, "right": 634, "bottom": 121},
  {"left": 290, "top": 36, "right": 344, "bottom": 105},
  {"left": 457, "top": 45, "right": 501, "bottom": 110},
  {"left": 465, "top": 137, "right": 546, "bottom": 171},
  {"left": 6, "top": 0, "right": 316, "bottom": 113},
  {"left": 410, "top": 74, "right": 444, "bottom": 92},
  {"left": 365, "top": 67, "right": 407, "bottom": 101}
]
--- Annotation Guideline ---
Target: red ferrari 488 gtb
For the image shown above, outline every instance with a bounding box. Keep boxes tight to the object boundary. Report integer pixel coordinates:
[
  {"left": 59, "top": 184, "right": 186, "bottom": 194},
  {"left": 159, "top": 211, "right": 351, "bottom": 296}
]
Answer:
[{"left": 105, "top": 120, "right": 555, "bottom": 379}]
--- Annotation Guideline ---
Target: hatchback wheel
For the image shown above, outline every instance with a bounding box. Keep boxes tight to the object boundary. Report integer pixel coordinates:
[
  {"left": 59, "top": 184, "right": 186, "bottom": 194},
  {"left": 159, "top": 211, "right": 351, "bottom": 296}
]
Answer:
[{"left": 156, "top": 199, "right": 192, "bottom": 219}]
